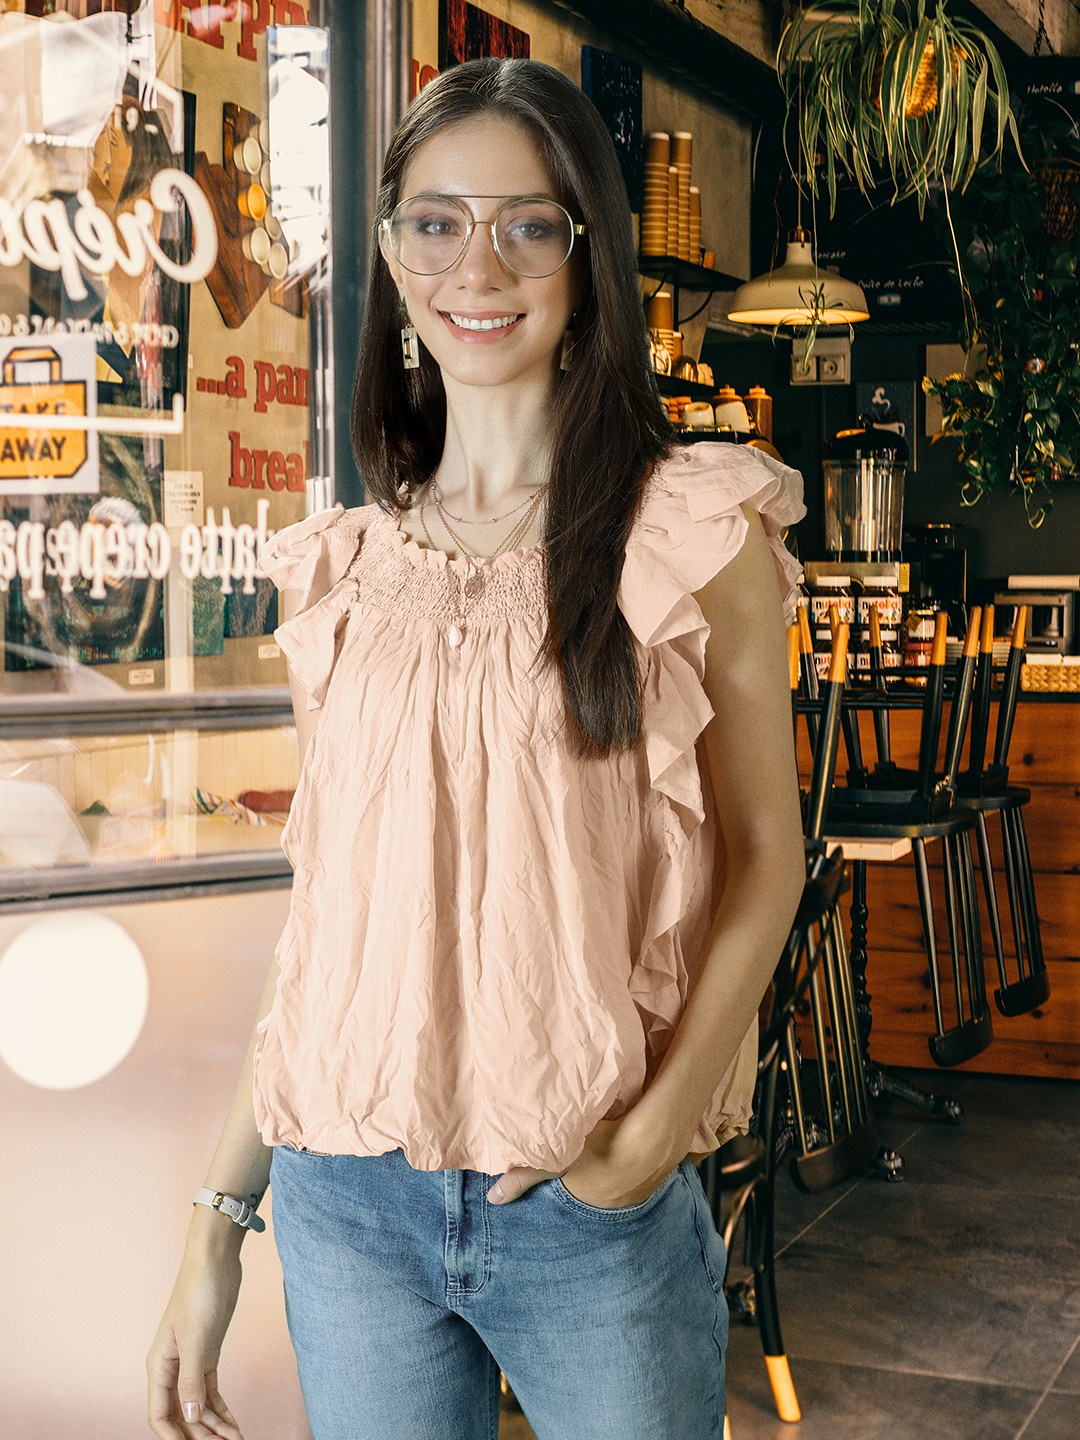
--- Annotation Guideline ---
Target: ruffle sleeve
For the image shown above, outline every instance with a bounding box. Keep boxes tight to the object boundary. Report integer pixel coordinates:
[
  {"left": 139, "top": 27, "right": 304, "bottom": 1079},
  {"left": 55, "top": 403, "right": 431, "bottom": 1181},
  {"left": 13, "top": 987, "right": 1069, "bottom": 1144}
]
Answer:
[
  {"left": 618, "top": 442, "right": 805, "bottom": 830},
  {"left": 257, "top": 503, "right": 369, "bottom": 710},
  {"left": 618, "top": 444, "right": 805, "bottom": 1153}
]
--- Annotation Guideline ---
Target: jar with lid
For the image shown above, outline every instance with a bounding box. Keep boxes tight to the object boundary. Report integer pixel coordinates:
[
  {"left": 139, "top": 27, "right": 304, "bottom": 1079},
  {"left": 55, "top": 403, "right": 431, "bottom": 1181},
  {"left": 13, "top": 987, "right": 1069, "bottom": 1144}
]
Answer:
[
  {"left": 743, "top": 386, "right": 772, "bottom": 441},
  {"left": 821, "top": 417, "right": 908, "bottom": 561},
  {"left": 854, "top": 575, "right": 903, "bottom": 673},
  {"left": 903, "top": 605, "right": 940, "bottom": 683},
  {"left": 808, "top": 575, "right": 854, "bottom": 679}
]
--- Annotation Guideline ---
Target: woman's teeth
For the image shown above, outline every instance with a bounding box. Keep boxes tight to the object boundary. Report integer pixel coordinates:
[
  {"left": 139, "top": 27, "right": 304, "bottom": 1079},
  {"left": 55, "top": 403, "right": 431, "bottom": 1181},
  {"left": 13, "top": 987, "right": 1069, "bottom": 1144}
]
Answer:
[{"left": 448, "top": 313, "right": 522, "bottom": 331}]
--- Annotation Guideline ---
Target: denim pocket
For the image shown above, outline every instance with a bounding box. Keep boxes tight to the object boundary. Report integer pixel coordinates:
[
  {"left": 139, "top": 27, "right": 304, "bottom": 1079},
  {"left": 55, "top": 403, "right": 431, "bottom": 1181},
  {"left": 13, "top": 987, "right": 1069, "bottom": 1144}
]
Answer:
[{"left": 550, "top": 1163, "right": 681, "bottom": 1221}]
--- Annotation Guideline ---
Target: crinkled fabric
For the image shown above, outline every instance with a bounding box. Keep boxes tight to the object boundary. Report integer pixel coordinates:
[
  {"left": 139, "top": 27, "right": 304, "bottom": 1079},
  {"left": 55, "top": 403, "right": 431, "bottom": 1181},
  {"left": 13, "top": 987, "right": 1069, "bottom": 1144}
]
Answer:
[{"left": 251, "top": 442, "right": 805, "bottom": 1174}]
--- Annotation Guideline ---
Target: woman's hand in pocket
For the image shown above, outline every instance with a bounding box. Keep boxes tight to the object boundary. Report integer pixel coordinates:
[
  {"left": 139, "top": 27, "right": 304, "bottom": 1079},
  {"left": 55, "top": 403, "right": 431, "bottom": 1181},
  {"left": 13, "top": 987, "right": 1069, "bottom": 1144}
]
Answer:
[{"left": 486, "top": 1106, "right": 688, "bottom": 1209}]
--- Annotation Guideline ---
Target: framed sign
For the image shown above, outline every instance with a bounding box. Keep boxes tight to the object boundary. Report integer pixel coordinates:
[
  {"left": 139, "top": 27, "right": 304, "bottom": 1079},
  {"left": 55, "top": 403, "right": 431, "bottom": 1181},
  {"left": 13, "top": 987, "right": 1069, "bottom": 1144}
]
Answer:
[{"left": 439, "top": 0, "right": 530, "bottom": 68}]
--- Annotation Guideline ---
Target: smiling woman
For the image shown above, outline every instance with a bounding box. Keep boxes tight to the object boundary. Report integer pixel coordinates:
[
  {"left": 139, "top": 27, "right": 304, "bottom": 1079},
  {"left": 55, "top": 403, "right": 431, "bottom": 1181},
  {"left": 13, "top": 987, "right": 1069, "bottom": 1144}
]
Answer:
[
  {"left": 377, "top": 115, "right": 586, "bottom": 419},
  {"left": 147, "top": 56, "right": 807, "bottom": 1440}
]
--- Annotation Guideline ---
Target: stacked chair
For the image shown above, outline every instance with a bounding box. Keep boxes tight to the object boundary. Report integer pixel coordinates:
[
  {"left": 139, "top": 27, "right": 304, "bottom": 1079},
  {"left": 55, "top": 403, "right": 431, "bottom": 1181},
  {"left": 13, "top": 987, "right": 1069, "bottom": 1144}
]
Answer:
[
  {"left": 700, "top": 621, "right": 877, "bottom": 1432},
  {"left": 802, "top": 607, "right": 993, "bottom": 1118},
  {"left": 956, "top": 606, "right": 1050, "bottom": 1017},
  {"left": 813, "top": 601, "right": 1049, "bottom": 1109}
]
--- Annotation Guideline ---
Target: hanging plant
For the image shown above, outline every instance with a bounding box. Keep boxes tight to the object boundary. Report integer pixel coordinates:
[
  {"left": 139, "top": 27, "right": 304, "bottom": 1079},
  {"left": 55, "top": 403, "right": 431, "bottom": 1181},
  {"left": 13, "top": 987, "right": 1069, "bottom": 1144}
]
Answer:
[
  {"left": 777, "top": 0, "right": 1023, "bottom": 219},
  {"left": 922, "top": 119, "right": 1080, "bottom": 522}
]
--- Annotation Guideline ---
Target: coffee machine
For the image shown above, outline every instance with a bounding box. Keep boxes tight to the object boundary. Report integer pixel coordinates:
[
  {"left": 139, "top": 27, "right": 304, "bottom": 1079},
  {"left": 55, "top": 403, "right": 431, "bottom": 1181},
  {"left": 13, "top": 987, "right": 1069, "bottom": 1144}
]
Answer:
[{"left": 994, "top": 579, "right": 1077, "bottom": 655}]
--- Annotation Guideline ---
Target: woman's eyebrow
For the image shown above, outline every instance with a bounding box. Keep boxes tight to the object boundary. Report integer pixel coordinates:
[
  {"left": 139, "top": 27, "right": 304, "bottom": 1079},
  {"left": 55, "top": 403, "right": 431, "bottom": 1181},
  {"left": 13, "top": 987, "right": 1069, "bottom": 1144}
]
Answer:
[{"left": 409, "top": 191, "right": 557, "bottom": 200}]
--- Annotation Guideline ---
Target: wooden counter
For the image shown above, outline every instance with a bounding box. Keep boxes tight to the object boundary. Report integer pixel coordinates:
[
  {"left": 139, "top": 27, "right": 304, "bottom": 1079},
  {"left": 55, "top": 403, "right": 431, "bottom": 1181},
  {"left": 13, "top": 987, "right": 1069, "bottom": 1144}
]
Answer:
[{"left": 801, "top": 698, "right": 1080, "bottom": 1080}]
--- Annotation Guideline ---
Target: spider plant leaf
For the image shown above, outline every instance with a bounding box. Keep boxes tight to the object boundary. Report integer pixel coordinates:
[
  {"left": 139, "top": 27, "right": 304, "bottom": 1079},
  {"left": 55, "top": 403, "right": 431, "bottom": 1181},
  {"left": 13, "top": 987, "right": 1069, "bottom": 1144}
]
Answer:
[
  {"left": 950, "top": 49, "right": 972, "bottom": 191},
  {"left": 978, "top": 28, "right": 1011, "bottom": 157},
  {"left": 969, "top": 61, "right": 988, "bottom": 181}
]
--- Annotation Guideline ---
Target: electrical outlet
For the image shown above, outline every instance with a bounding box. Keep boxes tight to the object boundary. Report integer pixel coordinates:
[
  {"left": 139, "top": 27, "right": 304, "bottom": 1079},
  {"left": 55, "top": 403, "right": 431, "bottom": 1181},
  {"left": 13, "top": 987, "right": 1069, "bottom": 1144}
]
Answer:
[
  {"left": 790, "top": 335, "right": 851, "bottom": 386},
  {"left": 819, "top": 354, "right": 845, "bottom": 382}
]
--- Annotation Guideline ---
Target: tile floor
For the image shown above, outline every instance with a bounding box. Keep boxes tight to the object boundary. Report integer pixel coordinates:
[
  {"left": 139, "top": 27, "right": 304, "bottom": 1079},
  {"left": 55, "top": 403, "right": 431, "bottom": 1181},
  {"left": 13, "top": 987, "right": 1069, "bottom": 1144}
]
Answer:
[{"left": 499, "top": 1069, "right": 1080, "bottom": 1439}]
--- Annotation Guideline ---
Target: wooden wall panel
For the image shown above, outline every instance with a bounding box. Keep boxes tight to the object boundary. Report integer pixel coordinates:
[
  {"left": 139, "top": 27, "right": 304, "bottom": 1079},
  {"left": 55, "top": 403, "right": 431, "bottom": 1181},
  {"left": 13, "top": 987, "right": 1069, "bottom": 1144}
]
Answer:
[
  {"left": 802, "top": 697, "right": 1080, "bottom": 1079},
  {"left": 865, "top": 862, "right": 1080, "bottom": 962}
]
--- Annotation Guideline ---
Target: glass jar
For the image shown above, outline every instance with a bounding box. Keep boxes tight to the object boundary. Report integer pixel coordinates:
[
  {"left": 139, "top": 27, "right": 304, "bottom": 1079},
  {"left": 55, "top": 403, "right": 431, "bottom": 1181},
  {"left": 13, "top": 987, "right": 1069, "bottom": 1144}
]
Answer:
[
  {"left": 821, "top": 418, "right": 908, "bottom": 562},
  {"left": 904, "top": 605, "right": 940, "bottom": 683},
  {"left": 808, "top": 575, "right": 854, "bottom": 679},
  {"left": 855, "top": 576, "right": 903, "bottom": 673}
]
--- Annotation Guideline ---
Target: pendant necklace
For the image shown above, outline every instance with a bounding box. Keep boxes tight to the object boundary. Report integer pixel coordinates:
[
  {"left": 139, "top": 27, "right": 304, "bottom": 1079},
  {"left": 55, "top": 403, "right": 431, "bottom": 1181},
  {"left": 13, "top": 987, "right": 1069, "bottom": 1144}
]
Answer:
[{"left": 419, "top": 478, "right": 549, "bottom": 647}]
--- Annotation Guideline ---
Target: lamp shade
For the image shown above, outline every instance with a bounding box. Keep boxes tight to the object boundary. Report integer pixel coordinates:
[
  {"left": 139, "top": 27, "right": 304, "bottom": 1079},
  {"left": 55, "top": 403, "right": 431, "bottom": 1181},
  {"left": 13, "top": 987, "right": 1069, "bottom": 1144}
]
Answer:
[{"left": 728, "top": 230, "right": 869, "bottom": 326}]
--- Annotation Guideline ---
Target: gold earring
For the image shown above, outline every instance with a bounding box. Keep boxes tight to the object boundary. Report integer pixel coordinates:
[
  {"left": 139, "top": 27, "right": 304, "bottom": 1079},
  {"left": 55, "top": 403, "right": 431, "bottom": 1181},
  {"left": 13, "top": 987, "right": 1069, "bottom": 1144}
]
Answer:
[
  {"left": 559, "top": 325, "right": 575, "bottom": 371},
  {"left": 400, "top": 300, "right": 420, "bottom": 370}
]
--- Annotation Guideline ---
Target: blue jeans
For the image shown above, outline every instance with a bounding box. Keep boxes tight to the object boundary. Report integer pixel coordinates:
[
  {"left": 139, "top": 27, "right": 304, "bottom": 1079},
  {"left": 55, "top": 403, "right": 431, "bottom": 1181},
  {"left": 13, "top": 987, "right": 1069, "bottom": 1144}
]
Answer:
[{"left": 269, "top": 1146, "right": 728, "bottom": 1440}]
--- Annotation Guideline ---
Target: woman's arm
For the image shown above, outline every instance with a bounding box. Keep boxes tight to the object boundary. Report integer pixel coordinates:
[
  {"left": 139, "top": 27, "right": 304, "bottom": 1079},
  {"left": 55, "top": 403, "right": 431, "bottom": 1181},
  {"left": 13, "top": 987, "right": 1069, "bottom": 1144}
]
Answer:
[
  {"left": 146, "top": 954, "right": 280, "bottom": 1439},
  {"left": 147, "top": 590, "right": 312, "bottom": 1437},
  {"left": 488, "top": 506, "right": 804, "bottom": 1208},
  {"left": 632, "top": 504, "right": 805, "bottom": 1146}
]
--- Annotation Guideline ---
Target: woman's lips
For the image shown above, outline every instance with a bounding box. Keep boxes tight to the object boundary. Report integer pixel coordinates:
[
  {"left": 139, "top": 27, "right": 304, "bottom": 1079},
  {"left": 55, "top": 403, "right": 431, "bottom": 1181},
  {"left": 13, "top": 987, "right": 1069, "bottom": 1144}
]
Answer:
[{"left": 440, "top": 310, "right": 525, "bottom": 342}]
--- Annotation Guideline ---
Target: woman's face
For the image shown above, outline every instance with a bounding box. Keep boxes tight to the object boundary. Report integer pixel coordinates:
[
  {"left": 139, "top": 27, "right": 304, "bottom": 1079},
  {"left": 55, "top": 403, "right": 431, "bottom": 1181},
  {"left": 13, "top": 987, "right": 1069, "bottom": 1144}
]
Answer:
[{"left": 381, "top": 114, "right": 585, "bottom": 393}]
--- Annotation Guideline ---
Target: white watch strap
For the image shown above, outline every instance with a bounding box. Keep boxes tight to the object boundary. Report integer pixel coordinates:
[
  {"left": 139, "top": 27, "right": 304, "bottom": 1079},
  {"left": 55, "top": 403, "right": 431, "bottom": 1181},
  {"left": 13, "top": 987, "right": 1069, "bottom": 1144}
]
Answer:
[{"left": 193, "top": 1187, "right": 266, "bottom": 1233}]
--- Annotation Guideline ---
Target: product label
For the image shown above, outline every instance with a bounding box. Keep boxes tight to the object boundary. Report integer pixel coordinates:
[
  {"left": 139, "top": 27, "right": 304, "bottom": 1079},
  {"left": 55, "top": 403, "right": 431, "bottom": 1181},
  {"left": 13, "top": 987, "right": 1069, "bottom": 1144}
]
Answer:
[
  {"left": 857, "top": 593, "right": 903, "bottom": 626},
  {"left": 810, "top": 593, "right": 855, "bottom": 624}
]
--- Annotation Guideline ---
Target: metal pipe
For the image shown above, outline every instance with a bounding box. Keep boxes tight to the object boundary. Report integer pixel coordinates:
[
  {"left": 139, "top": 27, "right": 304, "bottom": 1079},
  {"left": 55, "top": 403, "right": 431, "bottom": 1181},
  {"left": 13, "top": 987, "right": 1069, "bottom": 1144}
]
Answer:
[{"left": 365, "top": 0, "right": 414, "bottom": 235}]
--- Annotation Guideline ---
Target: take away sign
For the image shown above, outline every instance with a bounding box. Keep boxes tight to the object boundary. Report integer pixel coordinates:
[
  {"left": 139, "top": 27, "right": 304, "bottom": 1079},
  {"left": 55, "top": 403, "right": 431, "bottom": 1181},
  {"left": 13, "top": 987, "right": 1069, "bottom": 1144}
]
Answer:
[{"left": 0, "top": 336, "right": 99, "bottom": 496}]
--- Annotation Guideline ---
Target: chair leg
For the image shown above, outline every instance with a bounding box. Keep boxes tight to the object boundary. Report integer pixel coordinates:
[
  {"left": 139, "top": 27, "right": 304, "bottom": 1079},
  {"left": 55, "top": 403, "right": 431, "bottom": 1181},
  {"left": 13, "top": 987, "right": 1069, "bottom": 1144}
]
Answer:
[
  {"left": 806, "top": 954, "right": 837, "bottom": 1144},
  {"left": 925, "top": 835, "right": 993, "bottom": 1067},
  {"left": 827, "top": 920, "right": 886, "bottom": 1153},
  {"left": 957, "top": 830, "right": 991, "bottom": 1025},
  {"left": 1013, "top": 812, "right": 1048, "bottom": 979},
  {"left": 999, "top": 806, "right": 1027, "bottom": 974},
  {"left": 790, "top": 914, "right": 882, "bottom": 1192},
  {"left": 1014, "top": 808, "right": 1046, "bottom": 974},
  {"left": 973, "top": 811, "right": 1010, "bottom": 993},
  {"left": 941, "top": 834, "right": 968, "bottom": 1030},
  {"left": 913, "top": 838, "right": 947, "bottom": 1037},
  {"left": 995, "top": 805, "right": 1051, "bottom": 1015},
  {"left": 747, "top": 1181, "right": 802, "bottom": 1424}
]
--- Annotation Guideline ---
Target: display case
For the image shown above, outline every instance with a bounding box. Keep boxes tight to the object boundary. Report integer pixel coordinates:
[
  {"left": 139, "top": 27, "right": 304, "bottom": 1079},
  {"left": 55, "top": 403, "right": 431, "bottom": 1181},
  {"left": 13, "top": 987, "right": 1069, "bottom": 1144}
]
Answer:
[
  {"left": 0, "top": 1, "right": 332, "bottom": 907},
  {"left": 0, "top": 691, "right": 297, "bottom": 904}
]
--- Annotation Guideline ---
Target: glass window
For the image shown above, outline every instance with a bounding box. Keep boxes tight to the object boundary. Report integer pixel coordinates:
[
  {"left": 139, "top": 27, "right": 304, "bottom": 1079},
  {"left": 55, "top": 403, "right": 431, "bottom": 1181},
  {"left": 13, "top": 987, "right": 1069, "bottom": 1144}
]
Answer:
[{"left": 0, "top": 1, "right": 332, "bottom": 893}]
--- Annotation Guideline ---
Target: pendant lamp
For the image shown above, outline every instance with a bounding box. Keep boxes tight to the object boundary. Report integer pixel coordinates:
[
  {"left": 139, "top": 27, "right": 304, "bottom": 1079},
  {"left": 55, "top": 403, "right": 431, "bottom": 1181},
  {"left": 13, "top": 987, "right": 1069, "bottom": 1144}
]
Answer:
[{"left": 727, "top": 226, "right": 869, "bottom": 327}]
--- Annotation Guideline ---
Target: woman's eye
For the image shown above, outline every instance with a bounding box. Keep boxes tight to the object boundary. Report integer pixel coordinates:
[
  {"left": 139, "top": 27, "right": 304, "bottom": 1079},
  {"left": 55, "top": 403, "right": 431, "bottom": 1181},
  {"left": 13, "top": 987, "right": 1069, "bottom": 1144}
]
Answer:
[
  {"left": 507, "top": 219, "right": 555, "bottom": 242},
  {"left": 414, "top": 216, "right": 462, "bottom": 238}
]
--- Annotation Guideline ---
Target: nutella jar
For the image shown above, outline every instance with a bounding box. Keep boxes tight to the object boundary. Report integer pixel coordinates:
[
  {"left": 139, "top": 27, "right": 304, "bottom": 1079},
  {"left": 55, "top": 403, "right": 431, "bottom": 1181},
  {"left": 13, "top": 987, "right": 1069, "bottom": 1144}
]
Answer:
[
  {"left": 855, "top": 575, "right": 903, "bottom": 672},
  {"left": 809, "top": 575, "right": 854, "bottom": 680},
  {"left": 904, "top": 605, "right": 939, "bottom": 683}
]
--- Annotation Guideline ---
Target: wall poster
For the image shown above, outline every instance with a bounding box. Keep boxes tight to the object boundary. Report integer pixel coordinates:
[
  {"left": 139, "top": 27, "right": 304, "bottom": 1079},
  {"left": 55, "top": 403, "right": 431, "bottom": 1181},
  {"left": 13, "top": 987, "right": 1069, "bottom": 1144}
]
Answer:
[
  {"left": 0, "top": 1, "right": 331, "bottom": 687},
  {"left": 439, "top": 0, "right": 530, "bottom": 68}
]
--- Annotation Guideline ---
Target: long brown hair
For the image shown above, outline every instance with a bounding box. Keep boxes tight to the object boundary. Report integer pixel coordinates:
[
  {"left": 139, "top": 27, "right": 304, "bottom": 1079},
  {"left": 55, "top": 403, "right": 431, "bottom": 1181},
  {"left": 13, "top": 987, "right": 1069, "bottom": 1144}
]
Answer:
[{"left": 351, "top": 58, "right": 673, "bottom": 759}]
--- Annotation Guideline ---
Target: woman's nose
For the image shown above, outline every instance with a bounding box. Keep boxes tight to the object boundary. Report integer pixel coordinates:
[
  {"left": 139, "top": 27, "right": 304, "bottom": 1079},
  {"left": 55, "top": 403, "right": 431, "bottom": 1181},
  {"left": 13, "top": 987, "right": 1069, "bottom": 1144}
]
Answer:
[{"left": 456, "top": 220, "right": 507, "bottom": 284}]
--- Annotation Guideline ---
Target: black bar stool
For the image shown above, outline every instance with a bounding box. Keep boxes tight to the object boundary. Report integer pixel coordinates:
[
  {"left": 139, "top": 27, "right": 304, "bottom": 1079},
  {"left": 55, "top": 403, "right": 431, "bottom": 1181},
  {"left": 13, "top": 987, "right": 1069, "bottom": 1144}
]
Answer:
[
  {"left": 956, "top": 605, "right": 1050, "bottom": 1016},
  {"left": 811, "top": 610, "right": 991, "bottom": 1117},
  {"left": 701, "top": 623, "right": 873, "bottom": 1432}
]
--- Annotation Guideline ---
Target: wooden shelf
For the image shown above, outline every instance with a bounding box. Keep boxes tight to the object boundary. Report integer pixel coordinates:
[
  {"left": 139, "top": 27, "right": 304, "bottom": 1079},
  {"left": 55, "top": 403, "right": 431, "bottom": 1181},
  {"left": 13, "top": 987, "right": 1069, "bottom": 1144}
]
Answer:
[
  {"left": 655, "top": 373, "right": 715, "bottom": 401},
  {"left": 639, "top": 255, "right": 743, "bottom": 292},
  {"left": 671, "top": 431, "right": 747, "bottom": 445}
]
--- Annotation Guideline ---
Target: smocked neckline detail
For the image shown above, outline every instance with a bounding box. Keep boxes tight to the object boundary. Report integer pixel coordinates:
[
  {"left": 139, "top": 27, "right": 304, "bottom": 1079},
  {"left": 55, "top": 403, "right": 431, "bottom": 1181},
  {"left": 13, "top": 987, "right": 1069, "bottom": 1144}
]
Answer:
[{"left": 372, "top": 504, "right": 547, "bottom": 574}]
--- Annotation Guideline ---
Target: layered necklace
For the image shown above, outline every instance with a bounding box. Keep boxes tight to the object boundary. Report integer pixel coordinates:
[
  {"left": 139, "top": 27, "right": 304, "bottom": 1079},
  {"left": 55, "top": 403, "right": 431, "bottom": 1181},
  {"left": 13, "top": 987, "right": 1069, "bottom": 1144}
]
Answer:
[{"left": 418, "top": 477, "right": 549, "bottom": 647}]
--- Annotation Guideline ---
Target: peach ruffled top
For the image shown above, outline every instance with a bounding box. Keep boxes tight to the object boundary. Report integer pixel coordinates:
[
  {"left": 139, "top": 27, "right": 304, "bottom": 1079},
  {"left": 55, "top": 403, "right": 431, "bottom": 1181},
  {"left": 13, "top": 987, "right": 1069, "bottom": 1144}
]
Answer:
[{"left": 252, "top": 442, "right": 805, "bottom": 1174}]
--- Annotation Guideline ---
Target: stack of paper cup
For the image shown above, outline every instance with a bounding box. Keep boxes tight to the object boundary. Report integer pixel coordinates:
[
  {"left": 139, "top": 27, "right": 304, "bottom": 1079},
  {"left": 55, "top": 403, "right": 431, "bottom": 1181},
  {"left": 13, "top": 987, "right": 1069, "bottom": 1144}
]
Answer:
[
  {"left": 672, "top": 131, "right": 692, "bottom": 261},
  {"left": 646, "top": 291, "right": 674, "bottom": 332},
  {"left": 666, "top": 167, "right": 679, "bottom": 257},
  {"left": 689, "top": 186, "right": 702, "bottom": 264},
  {"left": 646, "top": 288, "right": 682, "bottom": 368},
  {"left": 641, "top": 132, "right": 670, "bottom": 256}
]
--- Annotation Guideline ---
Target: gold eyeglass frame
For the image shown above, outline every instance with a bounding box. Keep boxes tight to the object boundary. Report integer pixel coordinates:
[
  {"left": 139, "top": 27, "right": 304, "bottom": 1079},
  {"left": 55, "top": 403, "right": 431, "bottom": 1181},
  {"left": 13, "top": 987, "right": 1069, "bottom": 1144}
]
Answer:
[{"left": 381, "top": 193, "right": 587, "bottom": 278}]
